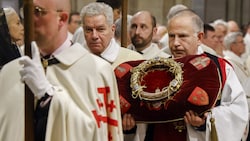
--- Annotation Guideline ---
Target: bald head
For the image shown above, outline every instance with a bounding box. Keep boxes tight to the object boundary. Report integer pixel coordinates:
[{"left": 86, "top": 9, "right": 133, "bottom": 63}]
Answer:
[
  {"left": 132, "top": 11, "right": 156, "bottom": 28},
  {"left": 55, "top": 0, "right": 71, "bottom": 12},
  {"left": 227, "top": 20, "right": 240, "bottom": 33},
  {"left": 34, "top": 0, "right": 71, "bottom": 12}
]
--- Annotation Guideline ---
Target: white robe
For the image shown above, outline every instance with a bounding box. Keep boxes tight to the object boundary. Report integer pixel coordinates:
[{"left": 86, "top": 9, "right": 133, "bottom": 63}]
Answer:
[
  {"left": 200, "top": 44, "right": 217, "bottom": 56},
  {"left": 186, "top": 61, "right": 248, "bottom": 141},
  {"left": 244, "top": 33, "right": 250, "bottom": 55},
  {"left": 98, "top": 38, "right": 144, "bottom": 69},
  {"left": 224, "top": 51, "right": 250, "bottom": 140},
  {"left": 72, "top": 27, "right": 86, "bottom": 47},
  {"left": 0, "top": 43, "right": 123, "bottom": 141},
  {"left": 127, "top": 43, "right": 170, "bottom": 60},
  {"left": 224, "top": 51, "right": 250, "bottom": 95}
]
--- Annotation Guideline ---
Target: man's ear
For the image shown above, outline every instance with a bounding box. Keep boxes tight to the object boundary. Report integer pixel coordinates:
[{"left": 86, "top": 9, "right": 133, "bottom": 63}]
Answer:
[
  {"left": 197, "top": 32, "right": 204, "bottom": 40},
  {"left": 111, "top": 24, "right": 116, "bottom": 33},
  {"left": 197, "top": 32, "right": 204, "bottom": 45},
  {"left": 58, "top": 12, "right": 69, "bottom": 23},
  {"left": 153, "top": 26, "right": 157, "bottom": 36}
]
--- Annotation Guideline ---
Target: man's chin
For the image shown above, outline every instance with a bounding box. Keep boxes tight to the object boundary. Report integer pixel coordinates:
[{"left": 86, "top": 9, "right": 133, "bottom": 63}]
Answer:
[
  {"left": 89, "top": 47, "right": 101, "bottom": 55},
  {"left": 173, "top": 53, "right": 185, "bottom": 59},
  {"left": 134, "top": 44, "right": 145, "bottom": 49}
]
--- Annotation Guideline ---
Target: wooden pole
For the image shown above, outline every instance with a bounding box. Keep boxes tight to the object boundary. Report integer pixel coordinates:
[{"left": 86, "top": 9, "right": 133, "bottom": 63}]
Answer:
[
  {"left": 121, "top": 0, "right": 128, "bottom": 47},
  {"left": 23, "top": 0, "right": 35, "bottom": 140}
]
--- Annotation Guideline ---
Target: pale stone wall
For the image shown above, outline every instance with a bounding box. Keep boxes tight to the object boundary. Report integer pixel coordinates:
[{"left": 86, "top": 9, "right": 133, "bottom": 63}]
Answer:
[
  {"left": 1, "top": 0, "right": 249, "bottom": 30},
  {"left": 74, "top": 0, "right": 192, "bottom": 25},
  {"left": 73, "top": 0, "right": 250, "bottom": 26}
]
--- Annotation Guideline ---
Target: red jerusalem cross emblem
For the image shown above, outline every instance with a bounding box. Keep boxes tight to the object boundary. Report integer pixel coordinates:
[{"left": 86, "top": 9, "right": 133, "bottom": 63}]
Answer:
[
  {"left": 92, "top": 87, "right": 118, "bottom": 128},
  {"left": 189, "top": 56, "right": 210, "bottom": 70}
]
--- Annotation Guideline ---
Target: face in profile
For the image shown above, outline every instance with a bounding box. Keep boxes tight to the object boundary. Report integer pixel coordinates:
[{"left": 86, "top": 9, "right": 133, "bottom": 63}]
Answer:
[
  {"left": 202, "top": 30, "right": 218, "bottom": 50},
  {"left": 8, "top": 12, "right": 24, "bottom": 44},
  {"left": 68, "top": 14, "right": 81, "bottom": 34},
  {"left": 83, "top": 14, "right": 115, "bottom": 55}
]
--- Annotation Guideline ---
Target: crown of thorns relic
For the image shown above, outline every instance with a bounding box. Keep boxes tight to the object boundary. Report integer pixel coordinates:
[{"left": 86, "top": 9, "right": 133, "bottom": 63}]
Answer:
[
  {"left": 114, "top": 54, "right": 221, "bottom": 122},
  {"left": 130, "top": 57, "right": 183, "bottom": 101}
]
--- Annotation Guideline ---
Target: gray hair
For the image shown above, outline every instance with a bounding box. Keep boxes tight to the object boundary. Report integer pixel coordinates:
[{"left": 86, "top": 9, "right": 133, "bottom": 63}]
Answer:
[
  {"left": 3, "top": 7, "right": 17, "bottom": 26},
  {"left": 166, "top": 4, "right": 188, "bottom": 21},
  {"left": 212, "top": 19, "right": 228, "bottom": 29},
  {"left": 168, "top": 10, "right": 204, "bottom": 33},
  {"left": 80, "top": 2, "right": 113, "bottom": 26},
  {"left": 114, "top": 15, "right": 132, "bottom": 38},
  {"left": 223, "top": 32, "right": 243, "bottom": 50}
]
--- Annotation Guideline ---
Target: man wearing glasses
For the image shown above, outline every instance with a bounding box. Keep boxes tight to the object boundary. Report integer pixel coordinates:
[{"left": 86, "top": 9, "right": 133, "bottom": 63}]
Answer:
[{"left": 0, "top": 0, "right": 123, "bottom": 141}]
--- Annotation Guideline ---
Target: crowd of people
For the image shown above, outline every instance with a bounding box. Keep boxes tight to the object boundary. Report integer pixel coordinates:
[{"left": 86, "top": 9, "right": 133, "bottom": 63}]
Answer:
[{"left": 0, "top": 0, "right": 250, "bottom": 141}]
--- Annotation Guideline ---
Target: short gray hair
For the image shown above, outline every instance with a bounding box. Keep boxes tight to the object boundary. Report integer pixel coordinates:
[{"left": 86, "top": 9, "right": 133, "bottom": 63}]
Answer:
[
  {"left": 80, "top": 2, "right": 114, "bottom": 26},
  {"left": 223, "top": 32, "right": 243, "bottom": 50},
  {"left": 212, "top": 19, "right": 228, "bottom": 29},
  {"left": 168, "top": 10, "right": 204, "bottom": 33},
  {"left": 166, "top": 4, "right": 188, "bottom": 21}
]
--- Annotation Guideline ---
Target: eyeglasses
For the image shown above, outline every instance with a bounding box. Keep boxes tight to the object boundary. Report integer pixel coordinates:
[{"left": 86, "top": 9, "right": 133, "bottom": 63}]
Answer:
[{"left": 34, "top": 6, "right": 63, "bottom": 17}]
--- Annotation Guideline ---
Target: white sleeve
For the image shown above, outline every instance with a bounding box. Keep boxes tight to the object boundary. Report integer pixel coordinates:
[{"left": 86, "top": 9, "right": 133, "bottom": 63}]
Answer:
[
  {"left": 210, "top": 64, "right": 248, "bottom": 141},
  {"left": 186, "top": 63, "right": 249, "bottom": 141}
]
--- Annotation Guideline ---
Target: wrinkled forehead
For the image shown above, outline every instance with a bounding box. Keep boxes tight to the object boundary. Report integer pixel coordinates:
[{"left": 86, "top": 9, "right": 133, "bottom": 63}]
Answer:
[
  {"left": 168, "top": 15, "right": 191, "bottom": 25},
  {"left": 7, "top": 13, "right": 19, "bottom": 23},
  {"left": 167, "top": 16, "right": 194, "bottom": 32}
]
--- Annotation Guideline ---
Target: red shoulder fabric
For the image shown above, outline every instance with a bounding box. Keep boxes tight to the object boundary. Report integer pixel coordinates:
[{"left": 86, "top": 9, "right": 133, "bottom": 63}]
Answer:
[
  {"left": 204, "top": 52, "right": 230, "bottom": 88},
  {"left": 218, "top": 58, "right": 227, "bottom": 87}
]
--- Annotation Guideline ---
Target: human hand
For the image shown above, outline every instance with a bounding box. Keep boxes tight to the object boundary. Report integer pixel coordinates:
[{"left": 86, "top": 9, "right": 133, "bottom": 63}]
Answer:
[
  {"left": 19, "top": 41, "right": 54, "bottom": 99},
  {"left": 122, "top": 113, "right": 136, "bottom": 131},
  {"left": 184, "top": 110, "right": 207, "bottom": 127}
]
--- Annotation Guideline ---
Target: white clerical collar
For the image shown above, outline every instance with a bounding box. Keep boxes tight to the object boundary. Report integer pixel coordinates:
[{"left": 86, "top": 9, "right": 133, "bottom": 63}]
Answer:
[
  {"left": 141, "top": 43, "right": 158, "bottom": 54},
  {"left": 197, "top": 45, "right": 203, "bottom": 55},
  {"left": 52, "top": 35, "right": 72, "bottom": 56},
  {"left": 100, "top": 38, "right": 120, "bottom": 63}
]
